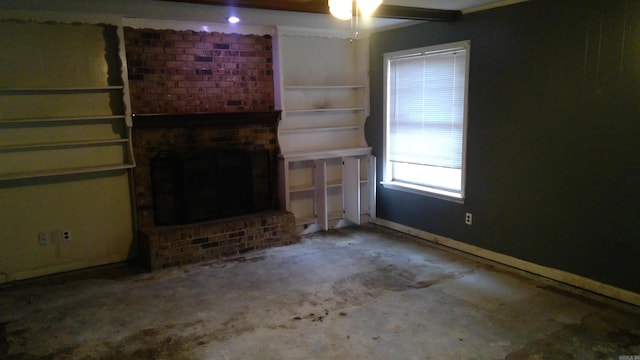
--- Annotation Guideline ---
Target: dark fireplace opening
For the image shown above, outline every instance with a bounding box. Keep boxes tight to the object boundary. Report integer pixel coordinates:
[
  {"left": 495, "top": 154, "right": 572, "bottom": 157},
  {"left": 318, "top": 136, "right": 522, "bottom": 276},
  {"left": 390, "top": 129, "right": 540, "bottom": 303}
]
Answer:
[{"left": 150, "top": 148, "right": 273, "bottom": 226}]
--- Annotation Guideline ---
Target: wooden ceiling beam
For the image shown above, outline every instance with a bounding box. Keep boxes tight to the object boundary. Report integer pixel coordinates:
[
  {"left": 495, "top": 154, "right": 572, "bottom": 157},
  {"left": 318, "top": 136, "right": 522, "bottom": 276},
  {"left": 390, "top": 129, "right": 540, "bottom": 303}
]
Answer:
[
  {"left": 158, "top": 0, "right": 462, "bottom": 22},
  {"left": 157, "top": 0, "right": 329, "bottom": 14},
  {"left": 375, "top": 5, "right": 461, "bottom": 22}
]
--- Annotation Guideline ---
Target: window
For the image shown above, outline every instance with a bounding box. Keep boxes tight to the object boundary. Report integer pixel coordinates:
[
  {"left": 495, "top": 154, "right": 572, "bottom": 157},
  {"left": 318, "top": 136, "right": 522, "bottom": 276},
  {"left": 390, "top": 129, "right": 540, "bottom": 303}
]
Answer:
[{"left": 382, "top": 41, "right": 470, "bottom": 202}]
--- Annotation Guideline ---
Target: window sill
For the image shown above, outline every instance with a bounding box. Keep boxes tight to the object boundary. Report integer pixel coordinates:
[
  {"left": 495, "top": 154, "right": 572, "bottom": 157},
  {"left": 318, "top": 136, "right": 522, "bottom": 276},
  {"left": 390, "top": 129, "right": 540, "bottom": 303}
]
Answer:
[{"left": 380, "top": 181, "right": 464, "bottom": 204}]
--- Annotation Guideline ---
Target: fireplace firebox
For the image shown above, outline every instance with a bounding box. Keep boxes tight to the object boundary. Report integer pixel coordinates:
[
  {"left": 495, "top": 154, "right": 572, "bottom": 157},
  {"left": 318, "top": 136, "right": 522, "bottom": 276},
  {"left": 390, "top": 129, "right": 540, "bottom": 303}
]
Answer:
[
  {"left": 151, "top": 148, "right": 271, "bottom": 225},
  {"left": 132, "top": 111, "right": 298, "bottom": 271}
]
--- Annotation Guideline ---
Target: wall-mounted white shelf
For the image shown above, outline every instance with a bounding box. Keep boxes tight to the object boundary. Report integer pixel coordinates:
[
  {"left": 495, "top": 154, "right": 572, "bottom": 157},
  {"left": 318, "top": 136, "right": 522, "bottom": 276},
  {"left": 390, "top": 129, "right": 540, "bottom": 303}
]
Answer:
[
  {"left": 0, "top": 164, "right": 136, "bottom": 182},
  {"left": 0, "top": 86, "right": 124, "bottom": 93},
  {"left": 0, "top": 86, "right": 135, "bottom": 182},
  {"left": 279, "top": 125, "right": 360, "bottom": 134},
  {"left": 284, "top": 85, "right": 365, "bottom": 90},
  {"left": 285, "top": 107, "right": 364, "bottom": 114},
  {"left": 0, "top": 138, "right": 129, "bottom": 152},
  {"left": 0, "top": 115, "right": 126, "bottom": 125},
  {"left": 280, "top": 147, "right": 372, "bottom": 161},
  {"left": 290, "top": 183, "right": 315, "bottom": 193}
]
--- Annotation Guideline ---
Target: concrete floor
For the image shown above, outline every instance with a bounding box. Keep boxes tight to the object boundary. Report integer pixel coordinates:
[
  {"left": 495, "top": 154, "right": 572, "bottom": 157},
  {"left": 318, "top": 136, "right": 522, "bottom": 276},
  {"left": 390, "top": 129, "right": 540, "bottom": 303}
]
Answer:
[{"left": 1, "top": 225, "right": 639, "bottom": 359}]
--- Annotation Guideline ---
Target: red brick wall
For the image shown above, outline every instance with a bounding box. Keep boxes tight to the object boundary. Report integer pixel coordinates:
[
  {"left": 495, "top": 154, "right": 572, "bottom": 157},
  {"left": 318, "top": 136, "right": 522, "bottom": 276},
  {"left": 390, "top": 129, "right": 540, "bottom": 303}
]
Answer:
[{"left": 124, "top": 28, "right": 274, "bottom": 114}]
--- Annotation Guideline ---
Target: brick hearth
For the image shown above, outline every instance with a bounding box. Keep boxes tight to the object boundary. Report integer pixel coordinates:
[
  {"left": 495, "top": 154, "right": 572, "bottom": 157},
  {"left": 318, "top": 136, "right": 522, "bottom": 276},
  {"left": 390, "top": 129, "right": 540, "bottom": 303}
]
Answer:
[{"left": 139, "top": 210, "right": 297, "bottom": 270}]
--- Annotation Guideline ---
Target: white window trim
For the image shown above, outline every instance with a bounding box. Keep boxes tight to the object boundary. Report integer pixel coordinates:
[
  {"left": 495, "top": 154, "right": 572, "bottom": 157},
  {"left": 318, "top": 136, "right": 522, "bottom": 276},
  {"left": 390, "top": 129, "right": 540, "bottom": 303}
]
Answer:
[
  {"left": 380, "top": 180, "right": 465, "bottom": 203},
  {"left": 381, "top": 40, "right": 470, "bottom": 203}
]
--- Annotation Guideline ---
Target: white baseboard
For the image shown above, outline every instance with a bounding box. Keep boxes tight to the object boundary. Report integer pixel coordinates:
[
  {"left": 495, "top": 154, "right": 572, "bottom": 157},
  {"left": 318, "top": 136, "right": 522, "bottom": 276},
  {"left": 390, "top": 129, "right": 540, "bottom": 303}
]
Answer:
[
  {"left": 3, "top": 254, "right": 130, "bottom": 283},
  {"left": 374, "top": 218, "right": 640, "bottom": 307}
]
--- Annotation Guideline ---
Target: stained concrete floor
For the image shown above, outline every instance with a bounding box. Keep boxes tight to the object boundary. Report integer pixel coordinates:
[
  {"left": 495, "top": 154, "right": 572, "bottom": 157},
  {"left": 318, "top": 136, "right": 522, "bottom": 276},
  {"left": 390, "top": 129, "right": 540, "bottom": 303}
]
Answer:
[{"left": 1, "top": 225, "right": 640, "bottom": 360}]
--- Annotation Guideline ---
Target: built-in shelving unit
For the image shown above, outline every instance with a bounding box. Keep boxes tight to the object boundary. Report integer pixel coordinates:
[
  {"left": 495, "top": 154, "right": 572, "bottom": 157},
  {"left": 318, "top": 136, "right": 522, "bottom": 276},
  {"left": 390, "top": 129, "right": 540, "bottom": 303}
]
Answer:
[
  {"left": 275, "top": 27, "right": 375, "bottom": 232},
  {"left": 0, "top": 86, "right": 135, "bottom": 181},
  {"left": 0, "top": 17, "right": 137, "bottom": 282}
]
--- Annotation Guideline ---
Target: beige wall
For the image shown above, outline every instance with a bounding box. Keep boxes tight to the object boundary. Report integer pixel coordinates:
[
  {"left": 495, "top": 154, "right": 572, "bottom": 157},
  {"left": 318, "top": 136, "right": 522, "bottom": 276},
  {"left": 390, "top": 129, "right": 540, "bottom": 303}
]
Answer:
[
  {"left": 0, "top": 174, "right": 134, "bottom": 280},
  {"left": 0, "top": 20, "right": 135, "bottom": 282}
]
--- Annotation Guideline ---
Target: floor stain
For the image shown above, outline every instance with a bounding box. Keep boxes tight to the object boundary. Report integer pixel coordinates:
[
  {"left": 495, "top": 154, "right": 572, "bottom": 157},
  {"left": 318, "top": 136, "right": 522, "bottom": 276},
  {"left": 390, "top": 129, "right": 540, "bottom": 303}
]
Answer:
[
  {"left": 222, "top": 255, "right": 266, "bottom": 264},
  {"left": 328, "top": 264, "right": 471, "bottom": 309},
  {"left": 505, "top": 313, "right": 640, "bottom": 360},
  {"left": 6, "top": 316, "right": 260, "bottom": 359},
  {"left": 345, "top": 265, "right": 468, "bottom": 293},
  {"left": 536, "top": 284, "right": 609, "bottom": 309}
]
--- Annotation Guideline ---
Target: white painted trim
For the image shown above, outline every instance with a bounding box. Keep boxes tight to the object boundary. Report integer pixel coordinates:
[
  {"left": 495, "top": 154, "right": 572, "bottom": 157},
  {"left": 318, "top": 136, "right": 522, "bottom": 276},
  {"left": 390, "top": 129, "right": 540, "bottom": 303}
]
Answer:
[
  {"left": 463, "top": 0, "right": 530, "bottom": 14},
  {"left": 374, "top": 218, "right": 640, "bottom": 307},
  {"left": 380, "top": 181, "right": 465, "bottom": 203},
  {"left": 123, "top": 17, "right": 275, "bottom": 36},
  {"left": 3, "top": 254, "right": 131, "bottom": 283},
  {"left": 277, "top": 25, "right": 368, "bottom": 40},
  {"left": 279, "top": 147, "right": 372, "bottom": 161}
]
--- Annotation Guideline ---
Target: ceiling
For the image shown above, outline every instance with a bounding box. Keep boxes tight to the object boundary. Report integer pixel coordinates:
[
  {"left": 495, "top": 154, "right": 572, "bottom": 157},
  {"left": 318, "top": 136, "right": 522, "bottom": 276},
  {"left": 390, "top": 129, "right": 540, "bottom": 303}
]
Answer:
[
  {"left": 161, "top": 0, "right": 514, "bottom": 21},
  {"left": 0, "top": 0, "right": 525, "bottom": 31}
]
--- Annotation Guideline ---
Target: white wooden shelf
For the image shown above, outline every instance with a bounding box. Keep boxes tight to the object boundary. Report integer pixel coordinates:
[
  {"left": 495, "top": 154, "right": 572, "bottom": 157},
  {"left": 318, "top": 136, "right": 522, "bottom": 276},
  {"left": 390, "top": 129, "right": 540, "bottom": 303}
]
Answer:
[
  {"left": 0, "top": 163, "right": 135, "bottom": 181},
  {"left": 285, "top": 107, "right": 364, "bottom": 114},
  {"left": 279, "top": 125, "right": 360, "bottom": 134},
  {"left": 279, "top": 146, "right": 372, "bottom": 161},
  {"left": 0, "top": 115, "right": 126, "bottom": 126},
  {"left": 290, "top": 183, "right": 315, "bottom": 192},
  {"left": 0, "top": 139, "right": 128, "bottom": 152},
  {"left": 0, "top": 86, "right": 124, "bottom": 93},
  {"left": 285, "top": 85, "right": 365, "bottom": 90}
]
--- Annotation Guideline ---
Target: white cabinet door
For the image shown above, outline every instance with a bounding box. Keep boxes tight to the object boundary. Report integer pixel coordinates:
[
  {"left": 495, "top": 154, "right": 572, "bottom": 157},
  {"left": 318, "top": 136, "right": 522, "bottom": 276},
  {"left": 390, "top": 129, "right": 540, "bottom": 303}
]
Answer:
[
  {"left": 367, "top": 155, "right": 376, "bottom": 221},
  {"left": 314, "top": 159, "right": 328, "bottom": 230},
  {"left": 342, "top": 157, "right": 360, "bottom": 225}
]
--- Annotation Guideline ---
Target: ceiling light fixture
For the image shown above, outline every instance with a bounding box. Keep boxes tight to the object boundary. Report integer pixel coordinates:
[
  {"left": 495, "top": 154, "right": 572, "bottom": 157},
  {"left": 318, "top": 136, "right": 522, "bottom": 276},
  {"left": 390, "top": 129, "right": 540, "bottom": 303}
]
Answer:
[
  {"left": 356, "top": 0, "right": 382, "bottom": 17},
  {"left": 227, "top": 16, "right": 240, "bottom": 24},
  {"left": 328, "top": 0, "right": 352, "bottom": 20},
  {"left": 329, "top": 0, "right": 382, "bottom": 40}
]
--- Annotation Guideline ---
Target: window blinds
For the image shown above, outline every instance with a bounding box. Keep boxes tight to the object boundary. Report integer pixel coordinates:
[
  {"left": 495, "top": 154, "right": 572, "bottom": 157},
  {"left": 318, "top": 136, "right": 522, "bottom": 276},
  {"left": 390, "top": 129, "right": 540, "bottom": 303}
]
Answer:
[{"left": 388, "top": 48, "right": 467, "bottom": 169}]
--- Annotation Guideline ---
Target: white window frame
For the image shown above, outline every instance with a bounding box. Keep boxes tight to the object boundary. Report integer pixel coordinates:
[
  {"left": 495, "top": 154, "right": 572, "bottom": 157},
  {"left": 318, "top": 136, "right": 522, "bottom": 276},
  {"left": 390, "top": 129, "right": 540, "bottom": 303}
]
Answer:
[{"left": 381, "top": 40, "right": 470, "bottom": 203}]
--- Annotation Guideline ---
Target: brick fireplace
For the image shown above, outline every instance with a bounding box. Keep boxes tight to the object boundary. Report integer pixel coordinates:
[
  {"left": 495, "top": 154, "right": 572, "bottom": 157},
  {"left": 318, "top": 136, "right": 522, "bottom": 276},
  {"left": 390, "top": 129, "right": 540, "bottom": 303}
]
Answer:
[
  {"left": 132, "top": 112, "right": 298, "bottom": 270},
  {"left": 125, "top": 27, "right": 298, "bottom": 270}
]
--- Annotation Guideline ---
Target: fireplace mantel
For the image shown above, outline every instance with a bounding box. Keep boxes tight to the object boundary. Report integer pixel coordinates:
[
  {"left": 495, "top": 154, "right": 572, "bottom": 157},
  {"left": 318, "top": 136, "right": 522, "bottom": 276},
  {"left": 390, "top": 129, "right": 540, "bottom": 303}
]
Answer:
[{"left": 132, "top": 111, "right": 282, "bottom": 129}]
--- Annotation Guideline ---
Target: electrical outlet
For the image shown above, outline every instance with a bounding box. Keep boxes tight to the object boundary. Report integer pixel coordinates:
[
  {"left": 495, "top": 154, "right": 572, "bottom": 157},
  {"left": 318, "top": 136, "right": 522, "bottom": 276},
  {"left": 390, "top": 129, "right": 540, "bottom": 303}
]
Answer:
[
  {"left": 465, "top": 212, "right": 473, "bottom": 225},
  {"left": 38, "top": 232, "right": 50, "bottom": 246},
  {"left": 62, "top": 230, "right": 71, "bottom": 242}
]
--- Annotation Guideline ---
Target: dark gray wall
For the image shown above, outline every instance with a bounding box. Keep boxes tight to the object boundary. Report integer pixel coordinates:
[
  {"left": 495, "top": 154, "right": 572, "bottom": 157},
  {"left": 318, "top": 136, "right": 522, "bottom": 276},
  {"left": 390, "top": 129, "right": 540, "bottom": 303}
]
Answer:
[{"left": 368, "top": 0, "right": 640, "bottom": 293}]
